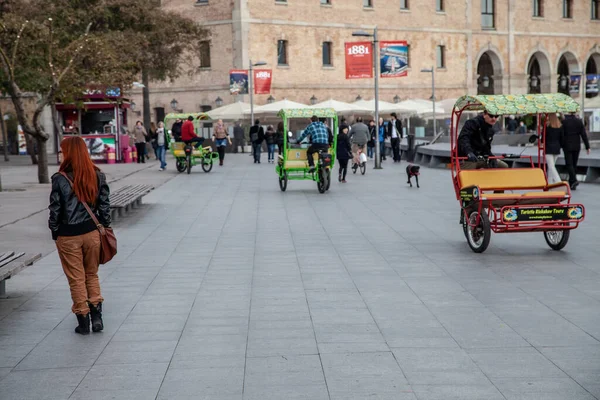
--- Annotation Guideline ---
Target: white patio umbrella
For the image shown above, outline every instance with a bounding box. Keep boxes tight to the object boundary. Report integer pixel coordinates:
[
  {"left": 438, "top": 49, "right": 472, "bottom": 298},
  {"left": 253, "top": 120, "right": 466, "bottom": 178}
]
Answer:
[
  {"left": 352, "top": 99, "right": 405, "bottom": 113},
  {"left": 308, "top": 99, "right": 370, "bottom": 114},
  {"left": 207, "top": 101, "right": 250, "bottom": 121},
  {"left": 250, "top": 99, "right": 309, "bottom": 115},
  {"left": 397, "top": 99, "right": 446, "bottom": 117}
]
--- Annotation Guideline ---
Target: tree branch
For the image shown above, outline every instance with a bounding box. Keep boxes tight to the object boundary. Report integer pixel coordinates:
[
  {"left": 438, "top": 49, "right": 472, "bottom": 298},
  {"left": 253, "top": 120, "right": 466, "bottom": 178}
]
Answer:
[
  {"left": 0, "top": 46, "right": 13, "bottom": 80},
  {"left": 10, "top": 20, "right": 28, "bottom": 71},
  {"left": 56, "top": 22, "right": 92, "bottom": 84},
  {"left": 47, "top": 18, "right": 55, "bottom": 82}
]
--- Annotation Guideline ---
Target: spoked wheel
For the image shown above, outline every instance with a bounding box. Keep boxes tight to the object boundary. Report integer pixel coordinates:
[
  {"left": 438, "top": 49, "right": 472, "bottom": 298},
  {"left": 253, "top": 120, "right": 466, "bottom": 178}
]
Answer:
[
  {"left": 186, "top": 154, "right": 192, "bottom": 174},
  {"left": 544, "top": 230, "right": 570, "bottom": 251},
  {"left": 202, "top": 155, "right": 213, "bottom": 173},
  {"left": 465, "top": 210, "right": 491, "bottom": 253},
  {"left": 279, "top": 171, "right": 288, "bottom": 192},
  {"left": 360, "top": 162, "right": 366, "bottom": 175},
  {"left": 325, "top": 169, "right": 331, "bottom": 191},
  {"left": 317, "top": 168, "right": 327, "bottom": 194},
  {"left": 176, "top": 159, "right": 186, "bottom": 173}
]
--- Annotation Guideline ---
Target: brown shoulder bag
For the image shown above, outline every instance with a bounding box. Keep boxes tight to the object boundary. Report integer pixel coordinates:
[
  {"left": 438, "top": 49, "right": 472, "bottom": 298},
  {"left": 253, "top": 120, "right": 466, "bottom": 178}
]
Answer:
[{"left": 60, "top": 172, "right": 117, "bottom": 264}]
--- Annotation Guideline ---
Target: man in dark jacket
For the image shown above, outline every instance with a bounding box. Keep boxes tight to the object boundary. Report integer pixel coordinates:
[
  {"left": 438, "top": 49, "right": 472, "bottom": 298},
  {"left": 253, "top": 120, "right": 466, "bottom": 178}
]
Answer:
[
  {"left": 562, "top": 113, "right": 591, "bottom": 189},
  {"left": 233, "top": 121, "right": 245, "bottom": 153},
  {"left": 458, "top": 111, "right": 508, "bottom": 169},
  {"left": 171, "top": 119, "right": 183, "bottom": 142},
  {"left": 249, "top": 119, "right": 265, "bottom": 163},
  {"left": 387, "top": 112, "right": 403, "bottom": 162}
]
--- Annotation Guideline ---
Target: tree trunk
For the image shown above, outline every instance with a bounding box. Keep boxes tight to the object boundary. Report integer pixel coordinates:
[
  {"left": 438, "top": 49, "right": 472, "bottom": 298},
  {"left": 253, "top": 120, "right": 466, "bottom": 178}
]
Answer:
[
  {"left": 142, "top": 69, "right": 151, "bottom": 129},
  {"left": 25, "top": 133, "right": 38, "bottom": 164},
  {"left": 35, "top": 137, "right": 49, "bottom": 184}
]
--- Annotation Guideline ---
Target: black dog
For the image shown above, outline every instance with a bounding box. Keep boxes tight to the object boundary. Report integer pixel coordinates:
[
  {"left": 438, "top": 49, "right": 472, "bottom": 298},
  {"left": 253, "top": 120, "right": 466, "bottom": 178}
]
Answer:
[{"left": 406, "top": 164, "right": 420, "bottom": 188}]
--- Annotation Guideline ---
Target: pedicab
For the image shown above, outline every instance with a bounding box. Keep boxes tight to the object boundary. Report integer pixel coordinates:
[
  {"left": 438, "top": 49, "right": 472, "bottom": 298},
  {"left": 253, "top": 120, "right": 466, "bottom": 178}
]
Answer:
[
  {"left": 275, "top": 108, "right": 337, "bottom": 193},
  {"left": 450, "top": 93, "right": 585, "bottom": 253},
  {"left": 164, "top": 112, "right": 219, "bottom": 174}
]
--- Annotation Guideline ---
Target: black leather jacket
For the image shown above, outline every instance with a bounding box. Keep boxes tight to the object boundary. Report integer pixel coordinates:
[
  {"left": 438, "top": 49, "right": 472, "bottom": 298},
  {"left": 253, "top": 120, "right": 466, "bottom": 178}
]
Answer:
[
  {"left": 458, "top": 115, "right": 495, "bottom": 157},
  {"left": 48, "top": 170, "right": 111, "bottom": 240}
]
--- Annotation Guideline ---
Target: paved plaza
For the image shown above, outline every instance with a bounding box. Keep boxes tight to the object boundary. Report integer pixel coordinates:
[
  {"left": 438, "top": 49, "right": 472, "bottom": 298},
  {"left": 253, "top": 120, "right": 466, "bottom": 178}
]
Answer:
[{"left": 1, "top": 154, "right": 600, "bottom": 400}]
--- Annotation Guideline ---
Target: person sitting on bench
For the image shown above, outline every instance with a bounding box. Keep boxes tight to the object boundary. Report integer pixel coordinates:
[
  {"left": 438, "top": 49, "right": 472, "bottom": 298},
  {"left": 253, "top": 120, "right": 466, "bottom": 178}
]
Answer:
[
  {"left": 458, "top": 110, "right": 508, "bottom": 169},
  {"left": 181, "top": 116, "right": 204, "bottom": 148}
]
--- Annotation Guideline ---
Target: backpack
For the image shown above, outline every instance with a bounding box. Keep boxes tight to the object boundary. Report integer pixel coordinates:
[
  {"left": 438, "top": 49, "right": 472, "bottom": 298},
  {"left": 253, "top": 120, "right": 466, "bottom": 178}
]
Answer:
[{"left": 250, "top": 127, "right": 259, "bottom": 142}]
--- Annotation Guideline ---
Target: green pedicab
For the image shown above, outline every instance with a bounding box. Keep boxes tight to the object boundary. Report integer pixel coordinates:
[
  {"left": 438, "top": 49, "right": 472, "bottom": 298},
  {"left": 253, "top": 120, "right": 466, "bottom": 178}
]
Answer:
[
  {"left": 275, "top": 108, "right": 338, "bottom": 193},
  {"left": 164, "top": 112, "right": 219, "bottom": 174}
]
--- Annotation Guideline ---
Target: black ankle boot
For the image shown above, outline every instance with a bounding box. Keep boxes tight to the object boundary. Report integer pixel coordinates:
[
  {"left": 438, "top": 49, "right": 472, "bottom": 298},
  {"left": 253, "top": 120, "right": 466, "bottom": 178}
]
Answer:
[
  {"left": 89, "top": 302, "right": 104, "bottom": 332},
  {"left": 75, "top": 313, "right": 90, "bottom": 335}
]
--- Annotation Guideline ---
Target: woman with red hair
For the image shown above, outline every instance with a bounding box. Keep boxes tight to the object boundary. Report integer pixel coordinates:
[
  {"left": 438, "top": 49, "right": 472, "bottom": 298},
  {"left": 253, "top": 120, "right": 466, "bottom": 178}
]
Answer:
[{"left": 49, "top": 136, "right": 111, "bottom": 334}]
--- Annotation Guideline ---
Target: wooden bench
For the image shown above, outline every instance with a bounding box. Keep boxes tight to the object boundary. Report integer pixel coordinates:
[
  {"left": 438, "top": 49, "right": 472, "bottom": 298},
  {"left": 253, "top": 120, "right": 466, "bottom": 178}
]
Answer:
[
  {"left": 0, "top": 251, "right": 41, "bottom": 297},
  {"left": 109, "top": 184, "right": 154, "bottom": 220},
  {"left": 282, "top": 148, "right": 319, "bottom": 170}
]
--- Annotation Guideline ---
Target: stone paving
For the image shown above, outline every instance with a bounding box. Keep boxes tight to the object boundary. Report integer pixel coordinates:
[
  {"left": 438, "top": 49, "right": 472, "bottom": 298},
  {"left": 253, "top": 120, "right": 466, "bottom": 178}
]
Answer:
[{"left": 1, "top": 153, "right": 599, "bottom": 400}]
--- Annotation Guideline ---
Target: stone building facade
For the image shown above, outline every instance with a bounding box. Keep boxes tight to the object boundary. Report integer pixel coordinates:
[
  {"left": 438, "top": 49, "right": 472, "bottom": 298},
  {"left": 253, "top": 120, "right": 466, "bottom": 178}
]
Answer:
[{"left": 135, "top": 0, "right": 600, "bottom": 121}]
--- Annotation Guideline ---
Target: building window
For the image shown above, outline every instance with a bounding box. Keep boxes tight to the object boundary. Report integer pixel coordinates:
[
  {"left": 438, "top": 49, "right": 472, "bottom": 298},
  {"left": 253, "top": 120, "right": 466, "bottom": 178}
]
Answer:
[
  {"left": 277, "top": 40, "right": 288, "bottom": 65},
  {"left": 195, "top": 0, "right": 208, "bottom": 4},
  {"left": 400, "top": 0, "right": 409, "bottom": 9},
  {"left": 592, "top": 0, "right": 599, "bottom": 19},
  {"left": 275, "top": 0, "right": 286, "bottom": 3},
  {"left": 533, "top": 0, "right": 543, "bottom": 17},
  {"left": 406, "top": 45, "right": 411, "bottom": 67},
  {"left": 481, "top": 0, "right": 495, "bottom": 28},
  {"left": 563, "top": 0, "right": 572, "bottom": 18},
  {"left": 320, "top": 0, "right": 331, "bottom": 4},
  {"left": 436, "top": 45, "right": 445, "bottom": 68},
  {"left": 363, "top": 0, "right": 373, "bottom": 7},
  {"left": 322, "top": 42, "right": 332, "bottom": 66},
  {"left": 199, "top": 41, "right": 211, "bottom": 68},
  {"left": 436, "top": 0, "right": 444, "bottom": 12}
]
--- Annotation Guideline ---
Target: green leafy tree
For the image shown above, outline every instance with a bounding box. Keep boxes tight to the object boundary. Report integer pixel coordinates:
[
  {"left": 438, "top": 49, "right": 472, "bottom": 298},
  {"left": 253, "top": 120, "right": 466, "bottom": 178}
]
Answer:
[{"left": 0, "top": 0, "right": 208, "bottom": 183}]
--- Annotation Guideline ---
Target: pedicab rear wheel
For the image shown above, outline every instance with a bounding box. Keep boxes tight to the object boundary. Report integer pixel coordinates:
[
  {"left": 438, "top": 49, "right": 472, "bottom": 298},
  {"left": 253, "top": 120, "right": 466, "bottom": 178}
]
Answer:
[
  {"left": 202, "top": 154, "right": 213, "bottom": 173},
  {"left": 186, "top": 154, "right": 192, "bottom": 174},
  {"left": 544, "top": 229, "right": 570, "bottom": 251},
  {"left": 325, "top": 169, "right": 331, "bottom": 191},
  {"left": 176, "top": 159, "right": 186, "bottom": 173},
  {"left": 466, "top": 210, "right": 491, "bottom": 253},
  {"left": 279, "top": 171, "right": 288, "bottom": 192},
  {"left": 317, "top": 168, "right": 327, "bottom": 194}
]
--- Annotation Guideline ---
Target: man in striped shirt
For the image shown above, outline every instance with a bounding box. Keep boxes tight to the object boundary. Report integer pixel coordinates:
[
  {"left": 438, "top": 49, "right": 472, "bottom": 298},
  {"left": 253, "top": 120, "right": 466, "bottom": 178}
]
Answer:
[{"left": 297, "top": 115, "right": 331, "bottom": 172}]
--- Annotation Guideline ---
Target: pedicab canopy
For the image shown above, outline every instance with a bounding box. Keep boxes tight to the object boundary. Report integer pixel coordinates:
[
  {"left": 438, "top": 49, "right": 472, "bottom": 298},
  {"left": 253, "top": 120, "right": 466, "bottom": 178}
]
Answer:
[
  {"left": 164, "top": 112, "right": 211, "bottom": 123},
  {"left": 453, "top": 93, "right": 580, "bottom": 115},
  {"left": 277, "top": 108, "right": 338, "bottom": 120}
]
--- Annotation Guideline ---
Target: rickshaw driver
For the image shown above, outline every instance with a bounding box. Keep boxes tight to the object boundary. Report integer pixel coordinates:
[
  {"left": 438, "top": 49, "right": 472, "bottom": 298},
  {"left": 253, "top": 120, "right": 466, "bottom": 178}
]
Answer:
[
  {"left": 458, "top": 110, "right": 509, "bottom": 169},
  {"left": 181, "top": 116, "right": 205, "bottom": 149},
  {"left": 296, "top": 115, "right": 331, "bottom": 173}
]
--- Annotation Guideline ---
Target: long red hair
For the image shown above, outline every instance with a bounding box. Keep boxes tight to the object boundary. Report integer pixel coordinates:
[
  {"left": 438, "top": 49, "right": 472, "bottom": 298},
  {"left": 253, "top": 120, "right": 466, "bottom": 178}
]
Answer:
[{"left": 59, "top": 136, "right": 100, "bottom": 205}]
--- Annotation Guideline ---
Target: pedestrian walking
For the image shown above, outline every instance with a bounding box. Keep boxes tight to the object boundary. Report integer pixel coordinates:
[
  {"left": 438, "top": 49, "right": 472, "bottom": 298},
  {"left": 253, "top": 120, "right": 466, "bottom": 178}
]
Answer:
[
  {"left": 367, "top": 119, "right": 376, "bottom": 159},
  {"left": 387, "top": 112, "right": 403, "bottom": 162},
  {"left": 232, "top": 121, "right": 245, "bottom": 153},
  {"left": 265, "top": 125, "right": 277, "bottom": 163},
  {"left": 133, "top": 121, "right": 147, "bottom": 164},
  {"left": 562, "top": 113, "right": 591, "bottom": 190},
  {"left": 544, "top": 113, "right": 564, "bottom": 184},
  {"left": 378, "top": 117, "right": 387, "bottom": 161},
  {"left": 156, "top": 121, "right": 169, "bottom": 171},
  {"left": 48, "top": 136, "right": 111, "bottom": 335},
  {"left": 349, "top": 117, "right": 369, "bottom": 168},
  {"left": 337, "top": 122, "right": 352, "bottom": 182},
  {"left": 249, "top": 119, "right": 265, "bottom": 164},
  {"left": 212, "top": 119, "right": 230, "bottom": 166},
  {"left": 149, "top": 122, "right": 159, "bottom": 160},
  {"left": 276, "top": 122, "right": 285, "bottom": 155}
]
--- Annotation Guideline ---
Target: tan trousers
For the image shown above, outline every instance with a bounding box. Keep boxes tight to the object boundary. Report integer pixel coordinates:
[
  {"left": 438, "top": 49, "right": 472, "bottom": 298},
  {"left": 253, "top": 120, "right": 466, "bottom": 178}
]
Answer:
[
  {"left": 351, "top": 143, "right": 366, "bottom": 164},
  {"left": 56, "top": 230, "right": 103, "bottom": 315}
]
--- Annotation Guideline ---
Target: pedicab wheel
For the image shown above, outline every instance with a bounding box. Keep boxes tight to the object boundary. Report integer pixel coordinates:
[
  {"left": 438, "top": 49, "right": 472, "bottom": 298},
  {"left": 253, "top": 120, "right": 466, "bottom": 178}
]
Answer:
[
  {"left": 465, "top": 210, "right": 491, "bottom": 253},
  {"left": 352, "top": 163, "right": 358, "bottom": 174},
  {"left": 279, "top": 171, "right": 288, "bottom": 192},
  {"left": 325, "top": 169, "right": 331, "bottom": 191},
  {"left": 201, "top": 154, "right": 213, "bottom": 173},
  {"left": 360, "top": 162, "right": 366, "bottom": 175},
  {"left": 543, "top": 229, "right": 570, "bottom": 251},
  {"left": 176, "top": 159, "right": 186, "bottom": 173},
  {"left": 186, "top": 154, "right": 192, "bottom": 174},
  {"left": 317, "top": 169, "right": 327, "bottom": 194}
]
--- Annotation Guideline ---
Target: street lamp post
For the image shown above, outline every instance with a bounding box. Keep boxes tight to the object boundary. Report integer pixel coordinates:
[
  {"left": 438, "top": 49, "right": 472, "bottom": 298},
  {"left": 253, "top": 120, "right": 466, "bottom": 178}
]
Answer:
[
  {"left": 421, "top": 67, "right": 436, "bottom": 136},
  {"left": 249, "top": 59, "right": 267, "bottom": 127},
  {"left": 353, "top": 27, "right": 381, "bottom": 169}
]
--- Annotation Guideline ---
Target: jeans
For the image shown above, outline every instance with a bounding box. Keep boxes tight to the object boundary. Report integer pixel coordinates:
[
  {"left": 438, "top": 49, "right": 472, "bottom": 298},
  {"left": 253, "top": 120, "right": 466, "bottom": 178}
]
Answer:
[
  {"left": 391, "top": 137, "right": 401, "bottom": 161},
  {"left": 563, "top": 150, "right": 580, "bottom": 185},
  {"left": 185, "top": 137, "right": 205, "bottom": 149},
  {"left": 267, "top": 144, "right": 276, "bottom": 161},
  {"left": 367, "top": 146, "right": 374, "bottom": 158},
  {"left": 253, "top": 142, "right": 262, "bottom": 162},
  {"left": 307, "top": 144, "right": 329, "bottom": 167},
  {"left": 545, "top": 153, "right": 561, "bottom": 184},
  {"left": 157, "top": 145, "right": 166, "bottom": 169},
  {"left": 380, "top": 141, "right": 386, "bottom": 160},
  {"left": 56, "top": 230, "right": 103, "bottom": 315}
]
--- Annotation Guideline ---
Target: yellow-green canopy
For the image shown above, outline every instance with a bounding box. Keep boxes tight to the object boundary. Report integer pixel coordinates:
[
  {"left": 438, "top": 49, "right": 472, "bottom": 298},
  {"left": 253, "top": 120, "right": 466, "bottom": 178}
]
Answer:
[
  {"left": 453, "top": 93, "right": 580, "bottom": 115},
  {"left": 164, "top": 112, "right": 211, "bottom": 122},
  {"left": 277, "top": 108, "right": 338, "bottom": 119}
]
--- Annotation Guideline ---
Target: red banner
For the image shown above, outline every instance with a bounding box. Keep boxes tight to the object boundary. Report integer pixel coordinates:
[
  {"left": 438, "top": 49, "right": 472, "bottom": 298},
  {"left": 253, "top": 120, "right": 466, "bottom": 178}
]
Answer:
[
  {"left": 254, "top": 69, "right": 272, "bottom": 94},
  {"left": 345, "top": 42, "right": 373, "bottom": 79}
]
